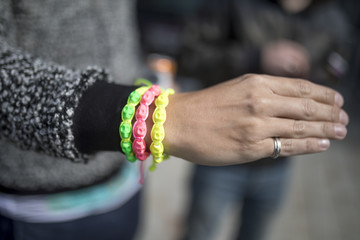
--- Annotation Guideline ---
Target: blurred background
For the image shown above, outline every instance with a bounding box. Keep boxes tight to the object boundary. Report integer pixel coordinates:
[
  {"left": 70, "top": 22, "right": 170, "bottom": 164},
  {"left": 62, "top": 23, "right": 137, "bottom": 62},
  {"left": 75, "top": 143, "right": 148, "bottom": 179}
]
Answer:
[{"left": 134, "top": 0, "right": 360, "bottom": 239}]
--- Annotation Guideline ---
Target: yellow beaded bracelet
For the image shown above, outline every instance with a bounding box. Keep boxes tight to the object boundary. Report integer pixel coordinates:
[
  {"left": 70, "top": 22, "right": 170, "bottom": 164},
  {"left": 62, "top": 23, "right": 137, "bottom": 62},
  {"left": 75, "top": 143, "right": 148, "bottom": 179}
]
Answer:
[
  {"left": 119, "top": 86, "right": 149, "bottom": 162},
  {"left": 149, "top": 88, "right": 175, "bottom": 171}
]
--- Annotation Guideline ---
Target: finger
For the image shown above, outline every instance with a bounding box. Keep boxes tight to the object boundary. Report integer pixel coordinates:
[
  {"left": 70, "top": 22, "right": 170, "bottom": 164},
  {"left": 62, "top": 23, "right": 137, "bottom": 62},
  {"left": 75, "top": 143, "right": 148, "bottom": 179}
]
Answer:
[
  {"left": 268, "top": 96, "right": 349, "bottom": 124},
  {"left": 264, "top": 75, "right": 344, "bottom": 107},
  {"left": 262, "top": 137, "right": 331, "bottom": 159},
  {"left": 264, "top": 118, "right": 347, "bottom": 140},
  {"left": 279, "top": 138, "right": 331, "bottom": 157}
]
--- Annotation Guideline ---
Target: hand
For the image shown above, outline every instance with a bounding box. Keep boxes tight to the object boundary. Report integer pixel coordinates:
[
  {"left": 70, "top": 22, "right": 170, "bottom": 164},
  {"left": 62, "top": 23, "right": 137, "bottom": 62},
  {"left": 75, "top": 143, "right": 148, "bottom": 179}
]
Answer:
[
  {"left": 261, "top": 40, "right": 310, "bottom": 78},
  {"left": 163, "top": 74, "right": 348, "bottom": 165}
]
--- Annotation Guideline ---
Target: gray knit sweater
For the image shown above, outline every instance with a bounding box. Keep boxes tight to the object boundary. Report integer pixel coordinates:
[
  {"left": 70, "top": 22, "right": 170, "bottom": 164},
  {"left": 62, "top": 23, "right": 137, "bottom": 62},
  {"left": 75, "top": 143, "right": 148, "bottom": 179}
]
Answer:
[{"left": 0, "top": 0, "right": 142, "bottom": 193}]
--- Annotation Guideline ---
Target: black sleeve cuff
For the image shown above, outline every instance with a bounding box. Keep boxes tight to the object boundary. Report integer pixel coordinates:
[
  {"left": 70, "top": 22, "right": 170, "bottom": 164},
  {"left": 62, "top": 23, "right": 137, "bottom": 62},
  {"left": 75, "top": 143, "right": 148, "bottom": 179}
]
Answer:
[{"left": 73, "top": 81, "right": 137, "bottom": 154}]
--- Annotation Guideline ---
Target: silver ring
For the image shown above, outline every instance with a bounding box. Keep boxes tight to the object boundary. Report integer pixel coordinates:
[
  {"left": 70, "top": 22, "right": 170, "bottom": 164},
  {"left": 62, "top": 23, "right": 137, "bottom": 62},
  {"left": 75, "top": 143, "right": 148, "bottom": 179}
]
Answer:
[{"left": 271, "top": 137, "right": 281, "bottom": 159}]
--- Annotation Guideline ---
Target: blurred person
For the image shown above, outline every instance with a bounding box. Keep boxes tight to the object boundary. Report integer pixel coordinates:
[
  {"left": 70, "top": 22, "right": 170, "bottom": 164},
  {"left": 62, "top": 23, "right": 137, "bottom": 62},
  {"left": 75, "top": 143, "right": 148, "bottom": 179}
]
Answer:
[
  {"left": 179, "top": 0, "right": 351, "bottom": 87},
  {"left": 0, "top": 0, "right": 349, "bottom": 240},
  {"left": 177, "top": 0, "right": 352, "bottom": 240}
]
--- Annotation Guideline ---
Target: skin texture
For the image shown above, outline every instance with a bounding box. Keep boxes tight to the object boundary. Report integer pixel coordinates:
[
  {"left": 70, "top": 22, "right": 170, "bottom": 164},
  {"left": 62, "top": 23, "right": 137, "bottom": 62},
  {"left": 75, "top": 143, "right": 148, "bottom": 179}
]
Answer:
[{"left": 151, "top": 74, "right": 348, "bottom": 166}]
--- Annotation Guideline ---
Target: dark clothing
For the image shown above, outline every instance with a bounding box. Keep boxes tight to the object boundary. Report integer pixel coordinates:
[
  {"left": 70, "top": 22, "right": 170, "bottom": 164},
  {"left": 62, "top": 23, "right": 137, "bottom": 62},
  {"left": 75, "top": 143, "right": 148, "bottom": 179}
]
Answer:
[{"left": 178, "top": 0, "right": 351, "bottom": 88}]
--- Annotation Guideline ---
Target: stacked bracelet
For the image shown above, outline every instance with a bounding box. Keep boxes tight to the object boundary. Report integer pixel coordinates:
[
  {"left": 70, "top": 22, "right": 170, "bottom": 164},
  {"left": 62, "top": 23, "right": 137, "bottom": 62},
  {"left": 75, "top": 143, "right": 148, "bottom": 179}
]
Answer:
[
  {"left": 132, "top": 85, "right": 161, "bottom": 161},
  {"left": 119, "top": 80, "right": 175, "bottom": 174},
  {"left": 149, "top": 88, "right": 175, "bottom": 171},
  {"left": 119, "top": 86, "right": 149, "bottom": 162}
]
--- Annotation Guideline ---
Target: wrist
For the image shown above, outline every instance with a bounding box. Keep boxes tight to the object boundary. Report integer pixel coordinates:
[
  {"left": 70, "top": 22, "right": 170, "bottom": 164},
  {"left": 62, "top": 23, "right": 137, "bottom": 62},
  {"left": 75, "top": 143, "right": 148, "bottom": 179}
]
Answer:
[{"left": 161, "top": 93, "right": 188, "bottom": 158}]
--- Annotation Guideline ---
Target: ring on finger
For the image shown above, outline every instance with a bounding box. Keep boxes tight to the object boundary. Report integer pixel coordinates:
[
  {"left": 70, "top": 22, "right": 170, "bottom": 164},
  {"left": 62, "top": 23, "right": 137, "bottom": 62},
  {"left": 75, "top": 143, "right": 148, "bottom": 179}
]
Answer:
[{"left": 271, "top": 137, "right": 282, "bottom": 159}]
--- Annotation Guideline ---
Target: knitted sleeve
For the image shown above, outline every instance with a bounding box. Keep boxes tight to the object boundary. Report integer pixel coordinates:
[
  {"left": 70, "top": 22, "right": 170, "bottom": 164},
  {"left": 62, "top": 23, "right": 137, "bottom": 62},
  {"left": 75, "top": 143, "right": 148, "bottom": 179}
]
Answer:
[
  {"left": 0, "top": 1, "right": 138, "bottom": 162},
  {"left": 0, "top": 41, "right": 109, "bottom": 161}
]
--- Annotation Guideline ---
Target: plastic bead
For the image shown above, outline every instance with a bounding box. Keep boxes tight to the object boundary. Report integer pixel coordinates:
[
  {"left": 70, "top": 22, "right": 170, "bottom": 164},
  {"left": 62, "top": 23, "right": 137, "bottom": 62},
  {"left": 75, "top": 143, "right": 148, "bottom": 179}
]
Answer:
[
  {"left": 121, "top": 105, "right": 135, "bottom": 120},
  {"left": 150, "top": 123, "right": 165, "bottom": 142},
  {"left": 141, "top": 91, "right": 155, "bottom": 105},
  {"left": 126, "top": 152, "right": 137, "bottom": 163},
  {"left": 133, "top": 139, "right": 146, "bottom": 154},
  {"left": 119, "top": 122, "right": 132, "bottom": 139},
  {"left": 121, "top": 140, "right": 132, "bottom": 154},
  {"left": 150, "top": 142, "right": 164, "bottom": 157},
  {"left": 128, "top": 91, "right": 141, "bottom": 104},
  {"left": 136, "top": 104, "right": 148, "bottom": 120},
  {"left": 133, "top": 120, "right": 147, "bottom": 139},
  {"left": 152, "top": 107, "right": 166, "bottom": 123}
]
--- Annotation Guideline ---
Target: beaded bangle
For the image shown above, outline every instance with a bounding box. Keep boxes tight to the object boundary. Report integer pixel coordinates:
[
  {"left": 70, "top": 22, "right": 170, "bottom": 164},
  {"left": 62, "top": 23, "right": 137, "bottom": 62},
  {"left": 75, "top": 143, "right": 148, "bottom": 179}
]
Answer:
[
  {"left": 149, "top": 88, "right": 175, "bottom": 171},
  {"left": 119, "top": 86, "right": 149, "bottom": 162},
  {"left": 132, "top": 85, "right": 161, "bottom": 161}
]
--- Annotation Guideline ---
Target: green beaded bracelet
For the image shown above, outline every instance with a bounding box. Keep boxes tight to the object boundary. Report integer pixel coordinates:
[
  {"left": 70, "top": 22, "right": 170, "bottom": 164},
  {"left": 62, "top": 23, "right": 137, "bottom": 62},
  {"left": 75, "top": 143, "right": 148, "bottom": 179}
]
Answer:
[{"left": 120, "top": 86, "right": 149, "bottom": 162}]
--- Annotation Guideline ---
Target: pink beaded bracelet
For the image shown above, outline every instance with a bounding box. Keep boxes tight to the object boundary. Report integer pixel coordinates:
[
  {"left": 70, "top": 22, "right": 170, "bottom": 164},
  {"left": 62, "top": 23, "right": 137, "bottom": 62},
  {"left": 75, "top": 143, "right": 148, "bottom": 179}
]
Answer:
[{"left": 132, "top": 85, "right": 161, "bottom": 161}]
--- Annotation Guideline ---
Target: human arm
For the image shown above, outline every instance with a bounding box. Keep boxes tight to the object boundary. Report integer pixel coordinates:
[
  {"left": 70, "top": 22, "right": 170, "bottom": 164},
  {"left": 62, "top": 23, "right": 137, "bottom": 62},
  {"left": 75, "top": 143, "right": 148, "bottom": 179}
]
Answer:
[
  {"left": 0, "top": 46, "right": 348, "bottom": 166},
  {"left": 0, "top": 40, "right": 136, "bottom": 161},
  {"left": 0, "top": 1, "right": 348, "bottom": 166},
  {"left": 0, "top": 1, "right": 137, "bottom": 161}
]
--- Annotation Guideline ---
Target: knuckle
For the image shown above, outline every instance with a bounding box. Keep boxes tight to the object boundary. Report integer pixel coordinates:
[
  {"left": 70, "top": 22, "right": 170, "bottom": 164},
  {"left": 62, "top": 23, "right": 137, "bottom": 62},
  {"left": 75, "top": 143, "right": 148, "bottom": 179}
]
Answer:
[
  {"left": 324, "top": 88, "right": 333, "bottom": 104},
  {"left": 303, "top": 99, "right": 317, "bottom": 118},
  {"left": 242, "top": 73, "right": 258, "bottom": 81},
  {"left": 242, "top": 73, "right": 254, "bottom": 80},
  {"left": 240, "top": 74, "right": 254, "bottom": 86},
  {"left": 245, "top": 96, "right": 267, "bottom": 115},
  {"left": 242, "top": 74, "right": 266, "bottom": 88},
  {"left": 322, "top": 122, "right": 332, "bottom": 136},
  {"left": 297, "top": 80, "right": 312, "bottom": 97},
  {"left": 305, "top": 139, "right": 315, "bottom": 152},
  {"left": 293, "top": 120, "right": 306, "bottom": 137},
  {"left": 251, "top": 74, "right": 266, "bottom": 85},
  {"left": 282, "top": 139, "right": 294, "bottom": 154},
  {"left": 330, "top": 107, "right": 340, "bottom": 122}
]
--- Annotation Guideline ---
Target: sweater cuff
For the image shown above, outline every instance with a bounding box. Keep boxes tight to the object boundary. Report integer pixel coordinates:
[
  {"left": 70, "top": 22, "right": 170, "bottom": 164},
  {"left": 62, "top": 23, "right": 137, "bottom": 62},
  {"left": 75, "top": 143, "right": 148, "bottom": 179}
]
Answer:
[{"left": 73, "top": 81, "right": 137, "bottom": 154}]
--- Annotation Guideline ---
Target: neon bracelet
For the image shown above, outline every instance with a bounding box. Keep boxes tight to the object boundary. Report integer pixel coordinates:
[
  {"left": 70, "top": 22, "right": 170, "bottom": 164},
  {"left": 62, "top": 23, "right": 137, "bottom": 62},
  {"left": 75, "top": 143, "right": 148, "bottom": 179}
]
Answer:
[
  {"left": 132, "top": 85, "right": 161, "bottom": 161},
  {"left": 149, "top": 88, "right": 175, "bottom": 171},
  {"left": 119, "top": 86, "right": 149, "bottom": 162}
]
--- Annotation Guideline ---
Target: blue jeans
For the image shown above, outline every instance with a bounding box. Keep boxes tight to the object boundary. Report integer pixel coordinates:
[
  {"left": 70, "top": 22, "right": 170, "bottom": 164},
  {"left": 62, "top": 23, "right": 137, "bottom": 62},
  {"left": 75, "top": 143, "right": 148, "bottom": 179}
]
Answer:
[
  {"left": 0, "top": 191, "right": 141, "bottom": 240},
  {"left": 184, "top": 159, "right": 290, "bottom": 240}
]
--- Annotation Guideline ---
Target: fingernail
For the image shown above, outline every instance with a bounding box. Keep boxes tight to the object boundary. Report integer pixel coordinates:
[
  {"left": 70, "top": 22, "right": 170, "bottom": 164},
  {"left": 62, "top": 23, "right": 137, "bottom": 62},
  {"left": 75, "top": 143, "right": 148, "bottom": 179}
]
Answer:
[
  {"left": 339, "top": 110, "right": 349, "bottom": 125},
  {"left": 318, "top": 139, "right": 330, "bottom": 150},
  {"left": 334, "top": 124, "right": 347, "bottom": 139},
  {"left": 335, "top": 93, "right": 344, "bottom": 107}
]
